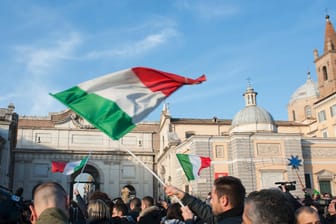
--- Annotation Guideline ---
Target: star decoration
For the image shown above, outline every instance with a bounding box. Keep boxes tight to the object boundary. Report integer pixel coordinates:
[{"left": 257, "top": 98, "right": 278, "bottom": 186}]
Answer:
[{"left": 288, "top": 155, "right": 302, "bottom": 169}]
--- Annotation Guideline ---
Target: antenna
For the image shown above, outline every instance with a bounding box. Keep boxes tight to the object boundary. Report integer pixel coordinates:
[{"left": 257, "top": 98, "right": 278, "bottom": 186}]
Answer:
[{"left": 246, "top": 77, "right": 252, "bottom": 88}]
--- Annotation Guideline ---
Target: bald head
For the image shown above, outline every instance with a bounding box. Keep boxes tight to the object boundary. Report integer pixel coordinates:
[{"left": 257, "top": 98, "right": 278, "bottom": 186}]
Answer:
[{"left": 32, "top": 182, "right": 69, "bottom": 218}]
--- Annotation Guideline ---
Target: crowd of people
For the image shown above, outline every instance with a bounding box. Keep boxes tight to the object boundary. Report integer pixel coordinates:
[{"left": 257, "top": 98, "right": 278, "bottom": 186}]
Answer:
[{"left": 1, "top": 175, "right": 336, "bottom": 224}]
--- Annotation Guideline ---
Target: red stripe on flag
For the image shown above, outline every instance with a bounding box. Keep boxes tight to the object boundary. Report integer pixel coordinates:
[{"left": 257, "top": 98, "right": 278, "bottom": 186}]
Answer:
[
  {"left": 51, "top": 161, "right": 66, "bottom": 173},
  {"left": 132, "top": 67, "right": 206, "bottom": 96},
  {"left": 198, "top": 156, "right": 211, "bottom": 175}
]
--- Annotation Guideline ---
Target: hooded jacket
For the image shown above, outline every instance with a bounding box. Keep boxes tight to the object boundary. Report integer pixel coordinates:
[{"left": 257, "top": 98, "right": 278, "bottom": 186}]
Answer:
[{"left": 137, "top": 205, "right": 162, "bottom": 224}]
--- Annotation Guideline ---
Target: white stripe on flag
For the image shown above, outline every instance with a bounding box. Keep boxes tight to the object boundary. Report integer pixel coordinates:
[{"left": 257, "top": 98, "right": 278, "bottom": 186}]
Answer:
[{"left": 78, "top": 68, "right": 165, "bottom": 123}]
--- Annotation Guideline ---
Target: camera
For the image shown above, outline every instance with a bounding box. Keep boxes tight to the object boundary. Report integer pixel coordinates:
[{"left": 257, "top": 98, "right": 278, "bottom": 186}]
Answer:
[
  {"left": 0, "top": 185, "right": 31, "bottom": 223},
  {"left": 274, "top": 181, "right": 296, "bottom": 192}
]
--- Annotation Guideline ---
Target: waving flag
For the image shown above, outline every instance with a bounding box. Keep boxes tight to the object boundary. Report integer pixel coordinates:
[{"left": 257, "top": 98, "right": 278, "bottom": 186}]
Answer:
[
  {"left": 51, "top": 67, "right": 206, "bottom": 140},
  {"left": 51, "top": 161, "right": 66, "bottom": 173},
  {"left": 52, "top": 156, "right": 89, "bottom": 175},
  {"left": 176, "top": 154, "right": 211, "bottom": 181}
]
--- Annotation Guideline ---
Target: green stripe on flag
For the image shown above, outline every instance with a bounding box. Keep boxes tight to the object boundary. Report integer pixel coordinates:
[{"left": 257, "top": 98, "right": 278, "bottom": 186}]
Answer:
[
  {"left": 50, "top": 86, "right": 136, "bottom": 140},
  {"left": 176, "top": 154, "right": 195, "bottom": 181},
  {"left": 74, "top": 156, "right": 89, "bottom": 173}
]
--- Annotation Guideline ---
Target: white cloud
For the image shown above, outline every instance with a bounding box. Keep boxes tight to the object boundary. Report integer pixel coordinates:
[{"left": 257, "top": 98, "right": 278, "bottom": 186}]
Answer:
[
  {"left": 86, "top": 28, "right": 178, "bottom": 59},
  {"left": 175, "top": 0, "right": 239, "bottom": 19},
  {"left": 5, "top": 32, "right": 82, "bottom": 115},
  {"left": 14, "top": 32, "right": 81, "bottom": 76},
  {"left": 132, "top": 28, "right": 178, "bottom": 53}
]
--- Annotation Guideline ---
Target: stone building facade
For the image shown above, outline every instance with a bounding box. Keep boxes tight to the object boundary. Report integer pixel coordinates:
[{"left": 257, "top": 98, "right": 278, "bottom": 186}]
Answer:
[
  {"left": 0, "top": 103, "right": 18, "bottom": 190},
  {"left": 13, "top": 109, "right": 160, "bottom": 201},
  {"left": 156, "top": 15, "right": 336, "bottom": 200}
]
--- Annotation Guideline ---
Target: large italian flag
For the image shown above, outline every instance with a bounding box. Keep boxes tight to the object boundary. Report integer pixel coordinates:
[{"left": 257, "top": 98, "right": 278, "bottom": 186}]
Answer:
[
  {"left": 51, "top": 67, "right": 206, "bottom": 140},
  {"left": 176, "top": 154, "right": 211, "bottom": 181}
]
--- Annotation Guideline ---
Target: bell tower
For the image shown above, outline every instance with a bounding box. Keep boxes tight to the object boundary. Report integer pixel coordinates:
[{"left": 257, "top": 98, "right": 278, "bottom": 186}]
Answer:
[{"left": 314, "top": 15, "right": 336, "bottom": 99}]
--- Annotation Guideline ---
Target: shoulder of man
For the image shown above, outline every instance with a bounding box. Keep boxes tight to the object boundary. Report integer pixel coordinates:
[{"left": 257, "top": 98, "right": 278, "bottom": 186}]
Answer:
[
  {"left": 36, "top": 207, "right": 69, "bottom": 224},
  {"left": 215, "top": 215, "right": 242, "bottom": 224}
]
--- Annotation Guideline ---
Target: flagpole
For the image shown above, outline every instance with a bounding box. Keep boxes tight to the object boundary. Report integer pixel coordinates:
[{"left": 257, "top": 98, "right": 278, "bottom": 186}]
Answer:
[
  {"left": 294, "top": 169, "right": 305, "bottom": 191},
  {"left": 75, "top": 152, "right": 91, "bottom": 191},
  {"left": 120, "top": 144, "right": 164, "bottom": 184},
  {"left": 119, "top": 143, "right": 184, "bottom": 206}
]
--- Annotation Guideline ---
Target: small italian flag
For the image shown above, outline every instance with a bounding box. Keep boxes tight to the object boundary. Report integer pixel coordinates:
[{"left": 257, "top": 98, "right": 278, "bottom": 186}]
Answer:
[
  {"left": 51, "top": 156, "right": 89, "bottom": 175},
  {"left": 176, "top": 154, "right": 211, "bottom": 181},
  {"left": 50, "top": 67, "right": 206, "bottom": 140}
]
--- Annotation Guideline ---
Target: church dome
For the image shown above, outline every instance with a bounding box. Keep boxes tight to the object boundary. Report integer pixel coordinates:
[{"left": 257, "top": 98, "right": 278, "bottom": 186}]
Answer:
[
  {"left": 230, "top": 85, "right": 276, "bottom": 133},
  {"left": 289, "top": 73, "right": 318, "bottom": 104},
  {"left": 232, "top": 106, "right": 274, "bottom": 126}
]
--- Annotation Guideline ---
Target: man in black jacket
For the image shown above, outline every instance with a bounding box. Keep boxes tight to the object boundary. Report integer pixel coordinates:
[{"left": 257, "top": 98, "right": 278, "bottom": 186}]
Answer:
[{"left": 165, "top": 176, "right": 246, "bottom": 224}]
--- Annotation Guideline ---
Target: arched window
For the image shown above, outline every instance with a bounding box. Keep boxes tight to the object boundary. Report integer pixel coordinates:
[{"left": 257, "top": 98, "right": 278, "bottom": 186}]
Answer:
[
  {"left": 248, "top": 95, "right": 252, "bottom": 104},
  {"left": 323, "top": 66, "right": 328, "bottom": 81},
  {"left": 305, "top": 105, "right": 312, "bottom": 118},
  {"left": 292, "top": 110, "right": 296, "bottom": 121}
]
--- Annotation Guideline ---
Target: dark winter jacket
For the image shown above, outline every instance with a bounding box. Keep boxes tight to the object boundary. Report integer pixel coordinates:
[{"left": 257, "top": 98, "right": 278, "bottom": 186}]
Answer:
[
  {"left": 137, "top": 205, "right": 162, "bottom": 224},
  {"left": 325, "top": 214, "right": 336, "bottom": 224},
  {"left": 127, "top": 209, "right": 140, "bottom": 222},
  {"left": 110, "top": 216, "right": 135, "bottom": 224},
  {"left": 181, "top": 193, "right": 243, "bottom": 224}
]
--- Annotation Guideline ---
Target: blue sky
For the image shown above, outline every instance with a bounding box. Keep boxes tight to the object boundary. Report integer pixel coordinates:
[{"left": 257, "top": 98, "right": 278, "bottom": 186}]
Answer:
[{"left": 0, "top": 0, "right": 335, "bottom": 121}]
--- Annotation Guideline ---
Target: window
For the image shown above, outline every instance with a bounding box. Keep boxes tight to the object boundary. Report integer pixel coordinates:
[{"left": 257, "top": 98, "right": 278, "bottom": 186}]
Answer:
[
  {"left": 318, "top": 110, "right": 326, "bottom": 122},
  {"left": 330, "top": 104, "right": 336, "bottom": 117},
  {"left": 247, "top": 95, "right": 255, "bottom": 105},
  {"left": 304, "top": 173, "right": 312, "bottom": 189},
  {"left": 215, "top": 145, "right": 224, "bottom": 158},
  {"left": 323, "top": 66, "right": 328, "bottom": 81},
  {"left": 319, "top": 180, "right": 331, "bottom": 195},
  {"left": 138, "top": 139, "right": 143, "bottom": 147},
  {"left": 292, "top": 110, "right": 296, "bottom": 121},
  {"left": 322, "top": 128, "right": 328, "bottom": 138},
  {"left": 35, "top": 133, "right": 52, "bottom": 143},
  {"left": 185, "top": 185, "right": 190, "bottom": 194},
  {"left": 185, "top": 131, "right": 195, "bottom": 139},
  {"left": 305, "top": 106, "right": 312, "bottom": 118}
]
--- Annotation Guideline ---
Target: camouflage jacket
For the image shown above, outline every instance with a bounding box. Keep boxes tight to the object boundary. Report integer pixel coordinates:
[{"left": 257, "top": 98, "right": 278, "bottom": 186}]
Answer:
[{"left": 36, "top": 207, "right": 69, "bottom": 224}]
